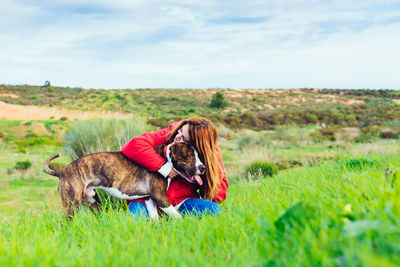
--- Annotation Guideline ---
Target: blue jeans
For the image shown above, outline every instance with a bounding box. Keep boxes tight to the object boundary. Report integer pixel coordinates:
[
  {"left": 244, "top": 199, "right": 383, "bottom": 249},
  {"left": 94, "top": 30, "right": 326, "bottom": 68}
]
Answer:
[{"left": 128, "top": 198, "right": 221, "bottom": 220}]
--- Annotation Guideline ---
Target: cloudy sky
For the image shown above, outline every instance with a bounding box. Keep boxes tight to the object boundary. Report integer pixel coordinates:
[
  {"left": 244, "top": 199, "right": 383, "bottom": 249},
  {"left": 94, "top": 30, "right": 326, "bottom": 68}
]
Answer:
[{"left": 1, "top": 0, "right": 400, "bottom": 89}]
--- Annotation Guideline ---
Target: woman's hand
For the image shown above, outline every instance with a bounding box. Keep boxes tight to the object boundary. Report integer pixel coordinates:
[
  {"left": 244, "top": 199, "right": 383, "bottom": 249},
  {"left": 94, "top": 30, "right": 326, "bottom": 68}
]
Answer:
[{"left": 168, "top": 169, "right": 178, "bottom": 179}]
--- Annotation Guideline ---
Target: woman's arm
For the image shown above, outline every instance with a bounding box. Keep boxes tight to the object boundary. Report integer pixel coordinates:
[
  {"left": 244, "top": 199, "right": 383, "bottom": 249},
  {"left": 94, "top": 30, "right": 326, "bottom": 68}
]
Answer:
[{"left": 121, "top": 122, "right": 178, "bottom": 173}]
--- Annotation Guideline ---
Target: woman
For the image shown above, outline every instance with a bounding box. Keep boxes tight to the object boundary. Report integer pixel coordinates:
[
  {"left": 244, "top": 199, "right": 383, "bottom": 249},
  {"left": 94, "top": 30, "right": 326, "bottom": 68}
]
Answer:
[{"left": 121, "top": 118, "right": 228, "bottom": 219}]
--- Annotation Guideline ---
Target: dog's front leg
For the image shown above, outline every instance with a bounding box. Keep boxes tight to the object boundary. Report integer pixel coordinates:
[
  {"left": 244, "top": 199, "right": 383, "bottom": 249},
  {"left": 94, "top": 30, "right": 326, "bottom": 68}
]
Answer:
[
  {"left": 160, "top": 205, "right": 182, "bottom": 219},
  {"left": 150, "top": 193, "right": 182, "bottom": 219},
  {"left": 144, "top": 198, "right": 159, "bottom": 221}
]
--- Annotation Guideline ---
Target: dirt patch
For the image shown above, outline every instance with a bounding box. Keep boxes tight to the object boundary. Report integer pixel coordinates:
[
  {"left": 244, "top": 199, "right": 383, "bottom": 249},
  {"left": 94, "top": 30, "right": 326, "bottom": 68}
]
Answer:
[
  {"left": 50, "top": 124, "right": 66, "bottom": 140},
  {"left": 345, "top": 99, "right": 364, "bottom": 105},
  {"left": 0, "top": 101, "right": 132, "bottom": 120},
  {"left": 0, "top": 93, "right": 19, "bottom": 98},
  {"left": 263, "top": 104, "right": 274, "bottom": 109},
  {"left": 30, "top": 122, "right": 51, "bottom": 136}
]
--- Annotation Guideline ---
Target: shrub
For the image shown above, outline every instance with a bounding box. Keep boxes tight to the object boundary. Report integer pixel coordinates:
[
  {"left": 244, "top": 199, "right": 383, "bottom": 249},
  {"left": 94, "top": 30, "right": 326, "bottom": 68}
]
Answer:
[
  {"left": 275, "top": 160, "right": 305, "bottom": 171},
  {"left": 270, "top": 125, "right": 308, "bottom": 146},
  {"left": 220, "top": 113, "right": 242, "bottom": 129},
  {"left": 147, "top": 117, "right": 170, "bottom": 128},
  {"left": 246, "top": 161, "right": 277, "bottom": 179},
  {"left": 309, "top": 130, "right": 324, "bottom": 143},
  {"left": 60, "top": 116, "right": 68, "bottom": 121},
  {"left": 319, "top": 128, "right": 336, "bottom": 137},
  {"left": 210, "top": 92, "right": 229, "bottom": 109},
  {"left": 25, "top": 132, "right": 39, "bottom": 138},
  {"left": 380, "top": 131, "right": 398, "bottom": 139},
  {"left": 63, "top": 118, "right": 149, "bottom": 160},
  {"left": 355, "top": 126, "right": 381, "bottom": 142},
  {"left": 304, "top": 113, "right": 318, "bottom": 124},
  {"left": 240, "top": 112, "right": 262, "bottom": 128},
  {"left": 14, "top": 160, "right": 32, "bottom": 170},
  {"left": 14, "top": 136, "right": 58, "bottom": 152},
  {"left": 237, "top": 135, "right": 257, "bottom": 150},
  {"left": 336, "top": 158, "right": 376, "bottom": 170},
  {"left": 386, "top": 119, "right": 400, "bottom": 129},
  {"left": 62, "top": 118, "right": 149, "bottom": 210}
]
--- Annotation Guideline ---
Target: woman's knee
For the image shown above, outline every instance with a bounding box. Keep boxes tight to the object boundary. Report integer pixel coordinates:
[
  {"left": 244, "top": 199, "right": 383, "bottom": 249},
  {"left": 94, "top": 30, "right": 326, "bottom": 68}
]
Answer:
[
  {"left": 179, "top": 198, "right": 221, "bottom": 216},
  {"left": 207, "top": 200, "right": 222, "bottom": 214},
  {"left": 128, "top": 202, "right": 148, "bottom": 219}
]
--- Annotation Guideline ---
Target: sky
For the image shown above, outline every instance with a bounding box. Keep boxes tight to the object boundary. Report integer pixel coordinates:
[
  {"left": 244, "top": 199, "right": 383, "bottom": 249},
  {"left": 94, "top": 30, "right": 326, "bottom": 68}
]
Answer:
[{"left": 1, "top": 0, "right": 400, "bottom": 89}]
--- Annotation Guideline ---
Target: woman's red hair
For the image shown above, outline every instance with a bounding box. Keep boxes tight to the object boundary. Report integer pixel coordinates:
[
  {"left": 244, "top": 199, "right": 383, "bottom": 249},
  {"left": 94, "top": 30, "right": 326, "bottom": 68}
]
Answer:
[{"left": 167, "top": 118, "right": 223, "bottom": 200}]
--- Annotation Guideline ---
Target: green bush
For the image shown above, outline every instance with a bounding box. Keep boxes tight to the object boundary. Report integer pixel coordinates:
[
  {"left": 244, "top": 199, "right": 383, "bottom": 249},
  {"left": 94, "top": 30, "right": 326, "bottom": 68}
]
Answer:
[
  {"left": 237, "top": 135, "right": 257, "bottom": 150},
  {"left": 355, "top": 126, "right": 381, "bottom": 143},
  {"left": 147, "top": 117, "right": 170, "bottom": 128},
  {"left": 386, "top": 119, "right": 400, "bottom": 129},
  {"left": 13, "top": 136, "right": 58, "bottom": 152},
  {"left": 210, "top": 92, "right": 229, "bottom": 109},
  {"left": 62, "top": 118, "right": 149, "bottom": 210},
  {"left": 304, "top": 113, "right": 318, "bottom": 124},
  {"left": 275, "top": 160, "right": 306, "bottom": 171},
  {"left": 380, "top": 131, "right": 398, "bottom": 139},
  {"left": 309, "top": 130, "right": 324, "bottom": 143},
  {"left": 319, "top": 128, "right": 337, "bottom": 137},
  {"left": 25, "top": 131, "right": 39, "bottom": 138},
  {"left": 337, "top": 158, "right": 376, "bottom": 171},
  {"left": 63, "top": 118, "right": 149, "bottom": 160},
  {"left": 14, "top": 160, "right": 32, "bottom": 170},
  {"left": 246, "top": 161, "right": 277, "bottom": 179},
  {"left": 240, "top": 112, "right": 262, "bottom": 128}
]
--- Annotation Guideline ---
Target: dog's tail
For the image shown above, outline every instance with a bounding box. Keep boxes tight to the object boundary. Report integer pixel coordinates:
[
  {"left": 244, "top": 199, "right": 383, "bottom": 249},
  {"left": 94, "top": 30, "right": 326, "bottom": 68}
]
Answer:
[{"left": 44, "top": 154, "right": 62, "bottom": 177}]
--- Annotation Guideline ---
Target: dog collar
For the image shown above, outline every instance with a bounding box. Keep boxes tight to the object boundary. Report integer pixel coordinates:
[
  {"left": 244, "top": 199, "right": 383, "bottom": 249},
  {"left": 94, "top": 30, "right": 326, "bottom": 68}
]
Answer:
[
  {"left": 164, "top": 145, "right": 168, "bottom": 158},
  {"left": 164, "top": 144, "right": 173, "bottom": 190}
]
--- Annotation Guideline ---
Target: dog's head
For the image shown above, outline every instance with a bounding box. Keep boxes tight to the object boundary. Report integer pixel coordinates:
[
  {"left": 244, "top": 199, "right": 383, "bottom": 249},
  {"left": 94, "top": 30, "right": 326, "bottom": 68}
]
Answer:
[{"left": 169, "top": 143, "right": 205, "bottom": 185}]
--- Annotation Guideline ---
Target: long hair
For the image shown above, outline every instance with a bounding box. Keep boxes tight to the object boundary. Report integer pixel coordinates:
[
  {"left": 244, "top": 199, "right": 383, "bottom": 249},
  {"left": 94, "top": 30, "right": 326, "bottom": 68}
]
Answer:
[{"left": 167, "top": 118, "right": 223, "bottom": 200}]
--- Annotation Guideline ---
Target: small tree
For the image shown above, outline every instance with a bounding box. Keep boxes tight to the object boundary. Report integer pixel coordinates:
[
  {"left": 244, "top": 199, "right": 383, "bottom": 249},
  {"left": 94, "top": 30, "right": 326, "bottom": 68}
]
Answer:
[
  {"left": 14, "top": 160, "right": 32, "bottom": 170},
  {"left": 210, "top": 92, "right": 229, "bottom": 109}
]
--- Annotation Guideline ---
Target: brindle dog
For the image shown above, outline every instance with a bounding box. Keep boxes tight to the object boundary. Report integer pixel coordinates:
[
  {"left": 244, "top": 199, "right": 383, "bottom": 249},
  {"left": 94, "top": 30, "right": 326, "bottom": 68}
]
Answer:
[{"left": 44, "top": 143, "right": 205, "bottom": 220}]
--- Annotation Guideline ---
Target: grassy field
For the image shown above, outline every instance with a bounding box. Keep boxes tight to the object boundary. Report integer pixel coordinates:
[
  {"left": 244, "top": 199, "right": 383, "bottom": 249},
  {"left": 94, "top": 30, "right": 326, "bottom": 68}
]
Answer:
[
  {"left": 0, "top": 117, "right": 399, "bottom": 266},
  {"left": 1, "top": 85, "right": 399, "bottom": 129},
  {"left": 1, "top": 149, "right": 399, "bottom": 266},
  {"left": 0, "top": 86, "right": 399, "bottom": 266}
]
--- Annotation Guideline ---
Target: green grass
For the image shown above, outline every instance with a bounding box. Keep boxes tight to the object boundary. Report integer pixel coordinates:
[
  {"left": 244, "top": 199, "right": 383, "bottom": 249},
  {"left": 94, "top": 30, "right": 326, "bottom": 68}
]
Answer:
[
  {"left": 0, "top": 144, "right": 67, "bottom": 216},
  {"left": 0, "top": 152, "right": 399, "bottom": 266},
  {"left": 0, "top": 117, "right": 399, "bottom": 266}
]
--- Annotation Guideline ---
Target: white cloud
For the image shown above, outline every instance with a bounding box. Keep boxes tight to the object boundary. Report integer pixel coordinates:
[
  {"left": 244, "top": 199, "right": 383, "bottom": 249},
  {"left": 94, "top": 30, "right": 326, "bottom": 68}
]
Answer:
[{"left": 0, "top": 0, "right": 399, "bottom": 88}]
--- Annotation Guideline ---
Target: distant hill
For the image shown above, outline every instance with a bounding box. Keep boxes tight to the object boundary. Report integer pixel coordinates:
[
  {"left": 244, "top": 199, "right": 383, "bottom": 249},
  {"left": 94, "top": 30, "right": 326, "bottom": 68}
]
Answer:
[{"left": 1, "top": 84, "right": 399, "bottom": 129}]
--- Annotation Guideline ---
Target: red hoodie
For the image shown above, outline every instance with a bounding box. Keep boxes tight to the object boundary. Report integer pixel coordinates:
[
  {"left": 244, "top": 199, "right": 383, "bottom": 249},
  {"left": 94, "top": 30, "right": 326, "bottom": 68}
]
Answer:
[{"left": 121, "top": 122, "right": 229, "bottom": 207}]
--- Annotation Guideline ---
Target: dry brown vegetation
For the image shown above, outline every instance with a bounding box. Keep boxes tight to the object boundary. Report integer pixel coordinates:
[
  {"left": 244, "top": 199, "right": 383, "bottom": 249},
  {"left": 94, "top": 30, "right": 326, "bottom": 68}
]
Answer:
[{"left": 0, "top": 100, "right": 131, "bottom": 120}]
